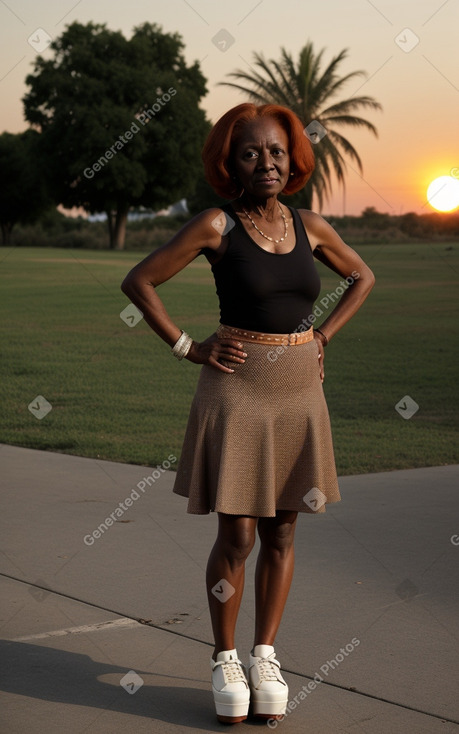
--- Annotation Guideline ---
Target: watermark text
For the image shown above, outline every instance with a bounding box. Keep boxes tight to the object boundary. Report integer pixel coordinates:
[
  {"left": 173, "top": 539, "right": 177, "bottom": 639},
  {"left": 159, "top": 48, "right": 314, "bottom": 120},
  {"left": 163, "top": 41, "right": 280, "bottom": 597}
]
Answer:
[{"left": 83, "top": 454, "right": 176, "bottom": 545}]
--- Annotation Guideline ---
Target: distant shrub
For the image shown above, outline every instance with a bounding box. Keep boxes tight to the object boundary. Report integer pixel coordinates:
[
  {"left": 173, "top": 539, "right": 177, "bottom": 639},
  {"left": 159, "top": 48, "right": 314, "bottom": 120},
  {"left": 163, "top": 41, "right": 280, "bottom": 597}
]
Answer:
[{"left": 9, "top": 207, "right": 459, "bottom": 250}]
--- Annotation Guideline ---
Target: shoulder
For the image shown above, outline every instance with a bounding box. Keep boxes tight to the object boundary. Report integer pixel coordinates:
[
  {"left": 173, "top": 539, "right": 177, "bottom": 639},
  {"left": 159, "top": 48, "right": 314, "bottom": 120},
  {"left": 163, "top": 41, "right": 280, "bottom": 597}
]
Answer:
[
  {"left": 296, "top": 209, "right": 345, "bottom": 252},
  {"left": 185, "top": 206, "right": 234, "bottom": 252},
  {"left": 191, "top": 206, "right": 228, "bottom": 228},
  {"left": 296, "top": 209, "right": 330, "bottom": 235}
]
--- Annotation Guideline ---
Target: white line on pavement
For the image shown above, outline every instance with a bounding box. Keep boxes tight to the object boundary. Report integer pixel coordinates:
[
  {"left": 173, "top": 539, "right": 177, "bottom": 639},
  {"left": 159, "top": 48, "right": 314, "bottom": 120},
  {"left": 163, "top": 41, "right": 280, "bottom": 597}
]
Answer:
[{"left": 12, "top": 617, "right": 140, "bottom": 641}]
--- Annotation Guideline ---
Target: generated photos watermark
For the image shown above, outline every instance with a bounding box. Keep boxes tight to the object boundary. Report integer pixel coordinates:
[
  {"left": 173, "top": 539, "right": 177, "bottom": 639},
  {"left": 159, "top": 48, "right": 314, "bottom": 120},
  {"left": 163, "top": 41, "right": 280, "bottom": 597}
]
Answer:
[
  {"left": 83, "top": 455, "right": 177, "bottom": 546},
  {"left": 211, "top": 578, "right": 236, "bottom": 602},
  {"left": 120, "top": 304, "right": 143, "bottom": 327},
  {"left": 394, "top": 28, "right": 420, "bottom": 53},
  {"left": 28, "top": 28, "right": 52, "bottom": 53},
  {"left": 28, "top": 395, "right": 52, "bottom": 420},
  {"left": 120, "top": 670, "right": 144, "bottom": 694},
  {"left": 395, "top": 578, "right": 419, "bottom": 602},
  {"left": 267, "top": 270, "right": 360, "bottom": 362},
  {"left": 28, "top": 579, "right": 51, "bottom": 602},
  {"left": 303, "top": 487, "right": 327, "bottom": 512},
  {"left": 211, "top": 29, "right": 235, "bottom": 52},
  {"left": 211, "top": 212, "right": 236, "bottom": 236},
  {"left": 395, "top": 395, "right": 419, "bottom": 420},
  {"left": 304, "top": 120, "right": 328, "bottom": 144},
  {"left": 84, "top": 87, "right": 177, "bottom": 180},
  {"left": 267, "top": 637, "right": 361, "bottom": 728}
]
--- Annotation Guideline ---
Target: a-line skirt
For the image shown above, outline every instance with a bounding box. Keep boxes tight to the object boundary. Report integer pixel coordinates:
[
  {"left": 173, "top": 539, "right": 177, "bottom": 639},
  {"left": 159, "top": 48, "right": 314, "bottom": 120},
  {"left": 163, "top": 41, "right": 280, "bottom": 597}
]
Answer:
[{"left": 172, "top": 328, "right": 341, "bottom": 517}]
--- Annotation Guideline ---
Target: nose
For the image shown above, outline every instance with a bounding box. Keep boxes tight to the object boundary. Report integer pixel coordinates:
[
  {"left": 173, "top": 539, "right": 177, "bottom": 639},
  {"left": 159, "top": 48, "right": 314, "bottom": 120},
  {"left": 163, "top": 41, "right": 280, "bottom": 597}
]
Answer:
[{"left": 257, "top": 150, "right": 275, "bottom": 171}]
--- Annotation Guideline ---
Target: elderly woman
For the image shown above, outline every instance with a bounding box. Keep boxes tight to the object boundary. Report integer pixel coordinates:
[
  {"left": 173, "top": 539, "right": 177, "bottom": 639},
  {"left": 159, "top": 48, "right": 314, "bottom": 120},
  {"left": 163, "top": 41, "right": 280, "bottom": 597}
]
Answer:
[{"left": 121, "top": 103, "right": 374, "bottom": 724}]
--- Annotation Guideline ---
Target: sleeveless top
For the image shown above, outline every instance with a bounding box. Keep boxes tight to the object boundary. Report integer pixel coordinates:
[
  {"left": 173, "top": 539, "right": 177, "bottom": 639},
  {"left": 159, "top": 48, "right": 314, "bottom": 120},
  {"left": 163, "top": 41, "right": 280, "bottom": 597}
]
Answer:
[{"left": 210, "top": 203, "right": 321, "bottom": 334}]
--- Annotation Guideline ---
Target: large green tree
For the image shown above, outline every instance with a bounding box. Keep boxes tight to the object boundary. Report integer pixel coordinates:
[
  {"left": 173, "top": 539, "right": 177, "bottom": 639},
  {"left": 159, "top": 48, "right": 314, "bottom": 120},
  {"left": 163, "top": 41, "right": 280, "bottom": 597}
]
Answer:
[
  {"left": 23, "top": 22, "right": 209, "bottom": 249},
  {"left": 220, "top": 43, "right": 381, "bottom": 210},
  {"left": 0, "top": 130, "right": 51, "bottom": 245}
]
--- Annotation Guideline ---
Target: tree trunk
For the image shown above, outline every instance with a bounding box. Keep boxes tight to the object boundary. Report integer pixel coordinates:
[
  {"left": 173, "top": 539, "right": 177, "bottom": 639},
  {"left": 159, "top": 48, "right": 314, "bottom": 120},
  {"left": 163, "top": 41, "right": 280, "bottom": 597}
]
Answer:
[
  {"left": 106, "top": 210, "right": 114, "bottom": 247},
  {"left": 108, "top": 204, "right": 129, "bottom": 250},
  {"left": 1, "top": 221, "right": 13, "bottom": 245}
]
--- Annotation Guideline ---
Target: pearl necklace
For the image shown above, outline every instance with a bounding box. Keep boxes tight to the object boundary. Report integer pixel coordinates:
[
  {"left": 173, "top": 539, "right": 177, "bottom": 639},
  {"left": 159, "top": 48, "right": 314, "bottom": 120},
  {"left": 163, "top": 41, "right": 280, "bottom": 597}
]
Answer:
[{"left": 242, "top": 202, "right": 288, "bottom": 243}]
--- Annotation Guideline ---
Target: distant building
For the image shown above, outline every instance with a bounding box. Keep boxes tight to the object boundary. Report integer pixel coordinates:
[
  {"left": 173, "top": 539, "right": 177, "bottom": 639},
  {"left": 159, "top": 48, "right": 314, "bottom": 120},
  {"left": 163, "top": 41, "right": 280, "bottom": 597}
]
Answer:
[{"left": 86, "top": 199, "right": 188, "bottom": 223}]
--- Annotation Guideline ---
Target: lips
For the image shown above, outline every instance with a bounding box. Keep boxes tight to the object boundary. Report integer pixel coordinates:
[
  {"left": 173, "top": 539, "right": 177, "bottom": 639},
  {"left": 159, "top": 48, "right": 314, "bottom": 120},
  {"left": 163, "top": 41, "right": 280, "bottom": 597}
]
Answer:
[{"left": 256, "top": 177, "right": 278, "bottom": 183}]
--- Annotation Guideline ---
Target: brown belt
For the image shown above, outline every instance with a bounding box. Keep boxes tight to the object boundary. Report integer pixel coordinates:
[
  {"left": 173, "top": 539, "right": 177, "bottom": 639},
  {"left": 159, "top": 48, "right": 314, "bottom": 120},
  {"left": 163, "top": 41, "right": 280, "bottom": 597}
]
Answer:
[{"left": 217, "top": 323, "right": 314, "bottom": 346}]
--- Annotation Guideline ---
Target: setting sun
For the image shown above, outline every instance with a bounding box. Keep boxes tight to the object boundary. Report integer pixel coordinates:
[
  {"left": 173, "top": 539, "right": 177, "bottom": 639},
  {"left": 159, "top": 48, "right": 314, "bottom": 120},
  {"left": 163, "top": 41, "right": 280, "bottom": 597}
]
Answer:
[{"left": 426, "top": 176, "right": 459, "bottom": 212}]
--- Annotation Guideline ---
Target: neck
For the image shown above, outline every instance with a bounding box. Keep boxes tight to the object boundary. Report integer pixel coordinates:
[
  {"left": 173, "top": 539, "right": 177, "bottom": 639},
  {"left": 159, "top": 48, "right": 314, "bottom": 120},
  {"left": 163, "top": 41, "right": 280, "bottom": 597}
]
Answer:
[{"left": 239, "top": 194, "right": 280, "bottom": 221}]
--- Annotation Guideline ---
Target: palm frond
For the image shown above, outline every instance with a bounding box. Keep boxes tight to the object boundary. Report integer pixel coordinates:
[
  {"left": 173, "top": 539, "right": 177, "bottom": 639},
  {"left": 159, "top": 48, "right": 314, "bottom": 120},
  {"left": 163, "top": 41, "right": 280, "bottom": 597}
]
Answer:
[
  {"left": 322, "top": 114, "right": 379, "bottom": 137},
  {"left": 326, "top": 129, "right": 363, "bottom": 171},
  {"left": 219, "top": 41, "right": 381, "bottom": 209},
  {"left": 321, "top": 96, "right": 382, "bottom": 116}
]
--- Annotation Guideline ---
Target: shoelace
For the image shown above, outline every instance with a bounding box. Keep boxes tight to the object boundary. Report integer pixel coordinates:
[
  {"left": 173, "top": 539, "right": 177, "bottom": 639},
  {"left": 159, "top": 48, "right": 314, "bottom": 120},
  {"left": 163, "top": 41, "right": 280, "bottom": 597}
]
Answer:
[
  {"left": 254, "top": 657, "right": 282, "bottom": 682},
  {"left": 218, "top": 659, "right": 247, "bottom": 684}
]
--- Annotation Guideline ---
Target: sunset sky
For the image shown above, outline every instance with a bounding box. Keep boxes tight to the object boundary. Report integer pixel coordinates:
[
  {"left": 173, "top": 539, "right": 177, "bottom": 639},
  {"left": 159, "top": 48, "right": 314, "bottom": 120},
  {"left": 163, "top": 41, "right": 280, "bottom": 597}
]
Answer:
[{"left": 0, "top": 0, "right": 457, "bottom": 215}]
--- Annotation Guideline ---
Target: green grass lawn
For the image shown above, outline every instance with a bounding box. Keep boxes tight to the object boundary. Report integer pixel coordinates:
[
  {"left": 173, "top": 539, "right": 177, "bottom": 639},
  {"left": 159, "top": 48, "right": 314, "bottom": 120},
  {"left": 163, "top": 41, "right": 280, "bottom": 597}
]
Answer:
[{"left": 1, "top": 242, "right": 458, "bottom": 475}]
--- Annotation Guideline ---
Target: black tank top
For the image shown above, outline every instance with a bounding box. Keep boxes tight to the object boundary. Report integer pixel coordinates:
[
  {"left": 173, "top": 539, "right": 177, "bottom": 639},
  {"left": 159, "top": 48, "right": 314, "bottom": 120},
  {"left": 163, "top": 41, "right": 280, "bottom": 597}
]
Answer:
[{"left": 211, "top": 203, "right": 321, "bottom": 334}]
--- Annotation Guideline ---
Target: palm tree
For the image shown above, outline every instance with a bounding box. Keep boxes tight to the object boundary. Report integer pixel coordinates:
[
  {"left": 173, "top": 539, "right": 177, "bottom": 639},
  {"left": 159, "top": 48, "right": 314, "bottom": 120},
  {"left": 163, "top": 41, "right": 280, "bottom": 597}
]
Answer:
[{"left": 219, "top": 43, "right": 382, "bottom": 210}]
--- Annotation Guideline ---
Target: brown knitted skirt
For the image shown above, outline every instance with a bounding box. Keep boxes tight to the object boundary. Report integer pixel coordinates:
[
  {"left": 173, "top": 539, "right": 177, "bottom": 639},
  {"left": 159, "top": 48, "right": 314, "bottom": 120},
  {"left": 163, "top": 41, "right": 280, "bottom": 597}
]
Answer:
[{"left": 172, "top": 329, "right": 340, "bottom": 516}]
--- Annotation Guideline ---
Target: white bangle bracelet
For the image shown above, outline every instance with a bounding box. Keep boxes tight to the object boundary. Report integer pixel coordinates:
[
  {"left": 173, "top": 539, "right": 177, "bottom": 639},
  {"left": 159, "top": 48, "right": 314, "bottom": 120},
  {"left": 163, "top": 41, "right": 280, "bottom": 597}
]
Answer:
[{"left": 172, "top": 331, "right": 193, "bottom": 360}]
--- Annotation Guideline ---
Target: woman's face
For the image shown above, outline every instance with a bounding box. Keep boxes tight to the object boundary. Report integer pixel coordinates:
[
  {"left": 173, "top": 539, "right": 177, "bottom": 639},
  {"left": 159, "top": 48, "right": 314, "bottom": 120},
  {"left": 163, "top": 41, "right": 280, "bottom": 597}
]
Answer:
[{"left": 231, "top": 117, "right": 291, "bottom": 200}]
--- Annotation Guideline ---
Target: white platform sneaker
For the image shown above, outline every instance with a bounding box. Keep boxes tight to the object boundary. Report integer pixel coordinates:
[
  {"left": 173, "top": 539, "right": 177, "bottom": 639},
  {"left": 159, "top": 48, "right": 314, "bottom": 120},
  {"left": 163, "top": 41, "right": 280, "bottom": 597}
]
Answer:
[
  {"left": 248, "top": 644, "right": 289, "bottom": 719},
  {"left": 211, "top": 649, "right": 250, "bottom": 723}
]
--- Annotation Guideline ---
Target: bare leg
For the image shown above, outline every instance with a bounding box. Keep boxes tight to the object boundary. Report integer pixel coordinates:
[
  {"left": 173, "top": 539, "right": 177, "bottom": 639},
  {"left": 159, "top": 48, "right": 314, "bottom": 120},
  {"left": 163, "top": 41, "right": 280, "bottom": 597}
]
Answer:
[
  {"left": 206, "top": 513, "right": 257, "bottom": 659},
  {"left": 253, "top": 510, "right": 298, "bottom": 647}
]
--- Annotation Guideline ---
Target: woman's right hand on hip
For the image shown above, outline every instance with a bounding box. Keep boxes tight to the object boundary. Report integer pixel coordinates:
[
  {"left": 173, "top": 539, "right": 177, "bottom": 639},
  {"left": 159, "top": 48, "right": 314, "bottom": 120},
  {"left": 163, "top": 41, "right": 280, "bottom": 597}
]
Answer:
[{"left": 187, "top": 334, "right": 247, "bottom": 373}]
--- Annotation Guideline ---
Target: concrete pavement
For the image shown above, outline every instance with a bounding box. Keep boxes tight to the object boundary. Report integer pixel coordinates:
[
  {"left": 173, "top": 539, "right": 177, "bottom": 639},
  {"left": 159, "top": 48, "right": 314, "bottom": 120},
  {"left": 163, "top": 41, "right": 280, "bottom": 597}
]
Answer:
[{"left": 0, "top": 443, "right": 458, "bottom": 733}]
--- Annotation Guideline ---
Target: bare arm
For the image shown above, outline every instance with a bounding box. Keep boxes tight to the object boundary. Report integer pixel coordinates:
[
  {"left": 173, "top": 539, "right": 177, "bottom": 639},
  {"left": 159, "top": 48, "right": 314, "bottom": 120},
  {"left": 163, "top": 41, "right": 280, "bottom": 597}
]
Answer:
[
  {"left": 299, "top": 210, "right": 375, "bottom": 379},
  {"left": 121, "top": 208, "right": 247, "bottom": 373}
]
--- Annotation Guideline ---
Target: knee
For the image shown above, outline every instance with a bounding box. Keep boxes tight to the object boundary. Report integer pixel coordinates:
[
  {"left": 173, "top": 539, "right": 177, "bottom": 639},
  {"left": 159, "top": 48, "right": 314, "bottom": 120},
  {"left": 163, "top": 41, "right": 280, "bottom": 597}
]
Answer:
[
  {"left": 259, "top": 521, "right": 296, "bottom": 556},
  {"left": 220, "top": 526, "right": 256, "bottom": 564}
]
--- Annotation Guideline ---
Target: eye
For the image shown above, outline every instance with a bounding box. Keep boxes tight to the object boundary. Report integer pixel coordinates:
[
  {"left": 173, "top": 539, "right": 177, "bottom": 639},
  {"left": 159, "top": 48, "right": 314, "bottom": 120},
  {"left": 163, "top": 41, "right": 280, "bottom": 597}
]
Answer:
[
  {"left": 272, "top": 148, "right": 285, "bottom": 156},
  {"left": 243, "top": 150, "right": 258, "bottom": 159}
]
